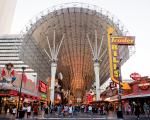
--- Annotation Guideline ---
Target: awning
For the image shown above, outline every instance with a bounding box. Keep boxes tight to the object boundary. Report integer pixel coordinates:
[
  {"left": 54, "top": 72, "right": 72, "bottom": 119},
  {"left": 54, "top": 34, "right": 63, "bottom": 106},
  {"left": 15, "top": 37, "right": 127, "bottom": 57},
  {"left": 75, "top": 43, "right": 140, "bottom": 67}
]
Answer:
[
  {"left": 122, "top": 91, "right": 150, "bottom": 99},
  {"left": 105, "top": 91, "right": 150, "bottom": 101}
]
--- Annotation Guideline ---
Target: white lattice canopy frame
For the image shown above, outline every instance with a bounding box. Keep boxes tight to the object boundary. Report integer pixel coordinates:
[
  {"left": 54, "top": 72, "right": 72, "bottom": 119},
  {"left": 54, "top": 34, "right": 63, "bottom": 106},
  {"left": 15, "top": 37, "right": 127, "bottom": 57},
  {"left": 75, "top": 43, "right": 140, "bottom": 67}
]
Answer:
[{"left": 19, "top": 2, "right": 135, "bottom": 97}]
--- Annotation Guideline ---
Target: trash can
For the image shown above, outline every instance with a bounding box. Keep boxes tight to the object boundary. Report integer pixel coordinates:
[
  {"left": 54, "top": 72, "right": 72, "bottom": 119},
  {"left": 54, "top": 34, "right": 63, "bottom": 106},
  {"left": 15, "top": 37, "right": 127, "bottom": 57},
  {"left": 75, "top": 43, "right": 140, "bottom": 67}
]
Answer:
[
  {"left": 19, "top": 110, "right": 25, "bottom": 118},
  {"left": 45, "top": 108, "right": 48, "bottom": 114},
  {"left": 117, "top": 111, "right": 123, "bottom": 119}
]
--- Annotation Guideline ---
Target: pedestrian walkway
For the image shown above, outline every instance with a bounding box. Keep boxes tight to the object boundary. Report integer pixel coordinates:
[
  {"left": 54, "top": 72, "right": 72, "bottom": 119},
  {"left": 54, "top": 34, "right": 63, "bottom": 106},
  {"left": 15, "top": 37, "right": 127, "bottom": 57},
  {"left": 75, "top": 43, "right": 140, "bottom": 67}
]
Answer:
[{"left": 0, "top": 112, "right": 150, "bottom": 120}]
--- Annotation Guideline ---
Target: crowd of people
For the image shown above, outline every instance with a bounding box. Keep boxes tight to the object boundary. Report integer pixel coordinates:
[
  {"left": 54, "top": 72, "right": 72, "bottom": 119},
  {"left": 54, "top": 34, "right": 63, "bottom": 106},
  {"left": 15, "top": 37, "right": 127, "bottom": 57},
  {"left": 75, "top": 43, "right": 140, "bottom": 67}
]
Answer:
[
  {"left": 2, "top": 102, "right": 110, "bottom": 118},
  {"left": 3, "top": 103, "right": 32, "bottom": 119},
  {"left": 1, "top": 101, "right": 150, "bottom": 119},
  {"left": 42, "top": 103, "right": 110, "bottom": 117},
  {"left": 123, "top": 101, "right": 150, "bottom": 119}
]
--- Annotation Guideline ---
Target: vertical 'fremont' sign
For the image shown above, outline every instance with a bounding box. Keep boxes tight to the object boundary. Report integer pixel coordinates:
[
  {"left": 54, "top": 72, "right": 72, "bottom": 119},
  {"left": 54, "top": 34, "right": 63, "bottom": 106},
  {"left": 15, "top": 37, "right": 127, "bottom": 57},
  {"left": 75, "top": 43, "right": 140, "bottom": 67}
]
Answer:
[
  {"left": 107, "top": 27, "right": 135, "bottom": 90},
  {"left": 111, "top": 36, "right": 135, "bottom": 80}
]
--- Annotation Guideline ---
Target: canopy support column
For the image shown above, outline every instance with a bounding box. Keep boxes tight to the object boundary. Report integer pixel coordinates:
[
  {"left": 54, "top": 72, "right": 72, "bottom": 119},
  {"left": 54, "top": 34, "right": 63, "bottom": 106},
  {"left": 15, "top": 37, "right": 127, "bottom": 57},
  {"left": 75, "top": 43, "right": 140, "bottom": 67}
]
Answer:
[
  {"left": 44, "top": 30, "right": 65, "bottom": 105},
  {"left": 94, "top": 61, "right": 100, "bottom": 101},
  {"left": 87, "top": 30, "right": 106, "bottom": 101},
  {"left": 50, "top": 61, "right": 57, "bottom": 104}
]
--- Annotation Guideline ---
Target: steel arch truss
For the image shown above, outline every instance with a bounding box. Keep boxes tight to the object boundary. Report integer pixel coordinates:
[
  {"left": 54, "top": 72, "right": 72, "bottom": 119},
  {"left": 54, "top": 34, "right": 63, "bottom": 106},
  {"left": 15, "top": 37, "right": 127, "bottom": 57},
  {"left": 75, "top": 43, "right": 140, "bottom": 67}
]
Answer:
[{"left": 19, "top": 3, "right": 135, "bottom": 96}]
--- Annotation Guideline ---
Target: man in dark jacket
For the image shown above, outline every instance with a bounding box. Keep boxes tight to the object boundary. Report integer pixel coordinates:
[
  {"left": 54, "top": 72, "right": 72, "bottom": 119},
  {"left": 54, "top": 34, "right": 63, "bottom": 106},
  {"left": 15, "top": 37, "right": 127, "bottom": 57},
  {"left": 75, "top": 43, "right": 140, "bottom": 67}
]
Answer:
[{"left": 135, "top": 103, "right": 140, "bottom": 120}]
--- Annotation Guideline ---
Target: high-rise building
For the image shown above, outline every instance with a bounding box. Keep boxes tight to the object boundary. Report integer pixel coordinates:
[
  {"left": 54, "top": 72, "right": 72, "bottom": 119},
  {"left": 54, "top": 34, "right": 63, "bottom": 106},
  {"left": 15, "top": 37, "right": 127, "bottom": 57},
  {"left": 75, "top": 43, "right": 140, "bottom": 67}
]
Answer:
[
  {"left": 0, "top": 34, "right": 37, "bottom": 81},
  {"left": 0, "top": 0, "right": 17, "bottom": 34}
]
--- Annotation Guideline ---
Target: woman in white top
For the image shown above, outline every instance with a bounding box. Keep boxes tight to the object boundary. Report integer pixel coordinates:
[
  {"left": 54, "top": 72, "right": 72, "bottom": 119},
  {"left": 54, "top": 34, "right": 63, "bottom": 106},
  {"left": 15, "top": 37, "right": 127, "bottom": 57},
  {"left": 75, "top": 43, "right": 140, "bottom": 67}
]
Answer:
[
  {"left": 12, "top": 105, "right": 17, "bottom": 118},
  {"left": 27, "top": 104, "right": 31, "bottom": 118},
  {"left": 68, "top": 105, "right": 73, "bottom": 117}
]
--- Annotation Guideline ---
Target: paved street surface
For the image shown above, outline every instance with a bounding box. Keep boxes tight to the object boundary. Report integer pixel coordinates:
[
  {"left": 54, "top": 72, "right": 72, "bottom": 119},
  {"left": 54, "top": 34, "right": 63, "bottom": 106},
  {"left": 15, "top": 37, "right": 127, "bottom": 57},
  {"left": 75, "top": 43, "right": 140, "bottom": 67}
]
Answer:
[{"left": 0, "top": 112, "right": 150, "bottom": 120}]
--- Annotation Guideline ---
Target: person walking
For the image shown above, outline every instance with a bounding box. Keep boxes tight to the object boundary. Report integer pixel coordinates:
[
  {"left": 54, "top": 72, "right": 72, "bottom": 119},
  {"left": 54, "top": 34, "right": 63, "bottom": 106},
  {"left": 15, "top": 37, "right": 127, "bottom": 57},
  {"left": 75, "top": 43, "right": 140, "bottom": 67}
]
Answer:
[
  {"left": 41, "top": 104, "right": 45, "bottom": 119},
  {"left": 124, "top": 103, "right": 128, "bottom": 115},
  {"left": 27, "top": 104, "right": 31, "bottom": 118},
  {"left": 127, "top": 104, "right": 132, "bottom": 115},
  {"left": 18, "top": 104, "right": 26, "bottom": 119},
  {"left": 100, "top": 105, "right": 103, "bottom": 115},
  {"left": 33, "top": 104, "right": 38, "bottom": 116},
  {"left": 143, "top": 102, "right": 149, "bottom": 116},
  {"left": 4, "top": 104, "right": 8, "bottom": 114},
  {"left": 88, "top": 105, "right": 92, "bottom": 116},
  {"left": 57, "top": 104, "right": 62, "bottom": 116},
  {"left": 12, "top": 105, "right": 17, "bottom": 119},
  {"left": 103, "top": 105, "right": 107, "bottom": 115},
  {"left": 44, "top": 103, "right": 49, "bottom": 115},
  {"left": 68, "top": 105, "right": 73, "bottom": 117},
  {"left": 50, "top": 104, "right": 54, "bottom": 114},
  {"left": 81, "top": 105, "right": 84, "bottom": 113},
  {"left": 64, "top": 105, "right": 69, "bottom": 116},
  {"left": 61, "top": 106, "right": 65, "bottom": 117},
  {"left": 135, "top": 103, "right": 140, "bottom": 120},
  {"left": 131, "top": 103, "right": 135, "bottom": 115}
]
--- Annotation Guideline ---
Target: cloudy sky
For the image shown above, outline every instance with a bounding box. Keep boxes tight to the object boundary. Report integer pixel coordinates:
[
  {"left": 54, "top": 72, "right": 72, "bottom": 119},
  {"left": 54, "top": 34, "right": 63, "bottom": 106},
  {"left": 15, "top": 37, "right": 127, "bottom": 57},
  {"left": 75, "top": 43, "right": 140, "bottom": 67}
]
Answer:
[{"left": 11, "top": 0, "right": 150, "bottom": 80}]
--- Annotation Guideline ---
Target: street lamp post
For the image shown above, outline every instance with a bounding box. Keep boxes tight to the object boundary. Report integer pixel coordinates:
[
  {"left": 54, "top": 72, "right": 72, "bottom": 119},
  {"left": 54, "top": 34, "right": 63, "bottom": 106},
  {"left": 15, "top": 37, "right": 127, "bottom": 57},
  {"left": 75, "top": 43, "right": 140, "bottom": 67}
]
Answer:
[
  {"left": 17, "top": 66, "right": 26, "bottom": 118},
  {"left": 117, "top": 59, "right": 123, "bottom": 119}
]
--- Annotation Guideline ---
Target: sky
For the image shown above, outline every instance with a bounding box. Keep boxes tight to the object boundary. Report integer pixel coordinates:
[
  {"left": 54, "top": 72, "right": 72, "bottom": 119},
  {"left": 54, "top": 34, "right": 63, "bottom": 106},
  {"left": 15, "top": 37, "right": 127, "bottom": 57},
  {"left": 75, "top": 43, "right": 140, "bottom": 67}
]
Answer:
[{"left": 11, "top": 0, "right": 150, "bottom": 81}]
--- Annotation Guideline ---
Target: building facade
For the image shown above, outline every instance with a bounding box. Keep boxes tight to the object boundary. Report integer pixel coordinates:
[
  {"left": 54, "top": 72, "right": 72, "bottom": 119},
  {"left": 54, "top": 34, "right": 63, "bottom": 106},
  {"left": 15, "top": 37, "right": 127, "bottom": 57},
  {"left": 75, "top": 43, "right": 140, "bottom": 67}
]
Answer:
[
  {"left": 0, "top": 0, "right": 17, "bottom": 34},
  {"left": 0, "top": 35, "right": 37, "bottom": 79}
]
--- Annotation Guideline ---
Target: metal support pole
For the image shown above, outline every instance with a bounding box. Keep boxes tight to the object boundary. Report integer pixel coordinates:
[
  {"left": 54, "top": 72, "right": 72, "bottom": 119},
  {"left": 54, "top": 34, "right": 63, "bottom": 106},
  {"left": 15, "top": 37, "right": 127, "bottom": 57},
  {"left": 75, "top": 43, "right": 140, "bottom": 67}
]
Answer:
[
  {"left": 17, "top": 66, "right": 26, "bottom": 118},
  {"left": 94, "top": 61, "right": 100, "bottom": 101},
  {"left": 50, "top": 62, "right": 57, "bottom": 104}
]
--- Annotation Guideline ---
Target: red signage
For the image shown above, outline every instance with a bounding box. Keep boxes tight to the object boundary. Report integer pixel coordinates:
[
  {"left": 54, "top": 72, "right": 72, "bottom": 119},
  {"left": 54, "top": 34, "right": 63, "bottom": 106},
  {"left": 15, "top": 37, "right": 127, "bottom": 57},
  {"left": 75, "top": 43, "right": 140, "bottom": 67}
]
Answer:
[
  {"left": 87, "top": 94, "right": 93, "bottom": 103},
  {"left": 39, "top": 80, "right": 47, "bottom": 93},
  {"left": 130, "top": 73, "right": 141, "bottom": 81},
  {"left": 9, "top": 90, "right": 18, "bottom": 96},
  {"left": 138, "top": 80, "right": 150, "bottom": 90}
]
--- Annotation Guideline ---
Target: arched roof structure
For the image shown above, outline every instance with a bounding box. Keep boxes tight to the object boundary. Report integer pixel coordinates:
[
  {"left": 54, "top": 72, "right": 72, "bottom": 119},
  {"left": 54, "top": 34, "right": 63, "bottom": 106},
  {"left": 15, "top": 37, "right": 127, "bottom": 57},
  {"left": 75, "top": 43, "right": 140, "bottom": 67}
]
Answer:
[{"left": 19, "top": 3, "right": 133, "bottom": 97}]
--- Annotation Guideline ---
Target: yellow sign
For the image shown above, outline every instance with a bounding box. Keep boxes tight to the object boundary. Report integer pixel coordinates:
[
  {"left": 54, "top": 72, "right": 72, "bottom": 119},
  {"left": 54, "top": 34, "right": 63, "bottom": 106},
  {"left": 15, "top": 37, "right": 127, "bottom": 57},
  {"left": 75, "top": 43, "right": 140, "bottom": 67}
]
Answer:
[
  {"left": 107, "top": 27, "right": 134, "bottom": 90},
  {"left": 112, "top": 36, "right": 135, "bottom": 45}
]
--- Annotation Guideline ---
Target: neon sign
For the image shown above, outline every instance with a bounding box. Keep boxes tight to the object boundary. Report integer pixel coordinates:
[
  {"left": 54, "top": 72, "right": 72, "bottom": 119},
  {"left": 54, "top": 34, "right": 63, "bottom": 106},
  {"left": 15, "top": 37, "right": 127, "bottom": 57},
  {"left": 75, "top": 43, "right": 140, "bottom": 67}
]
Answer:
[
  {"left": 112, "top": 36, "right": 135, "bottom": 45},
  {"left": 39, "top": 80, "right": 47, "bottom": 93},
  {"left": 107, "top": 27, "right": 135, "bottom": 90}
]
